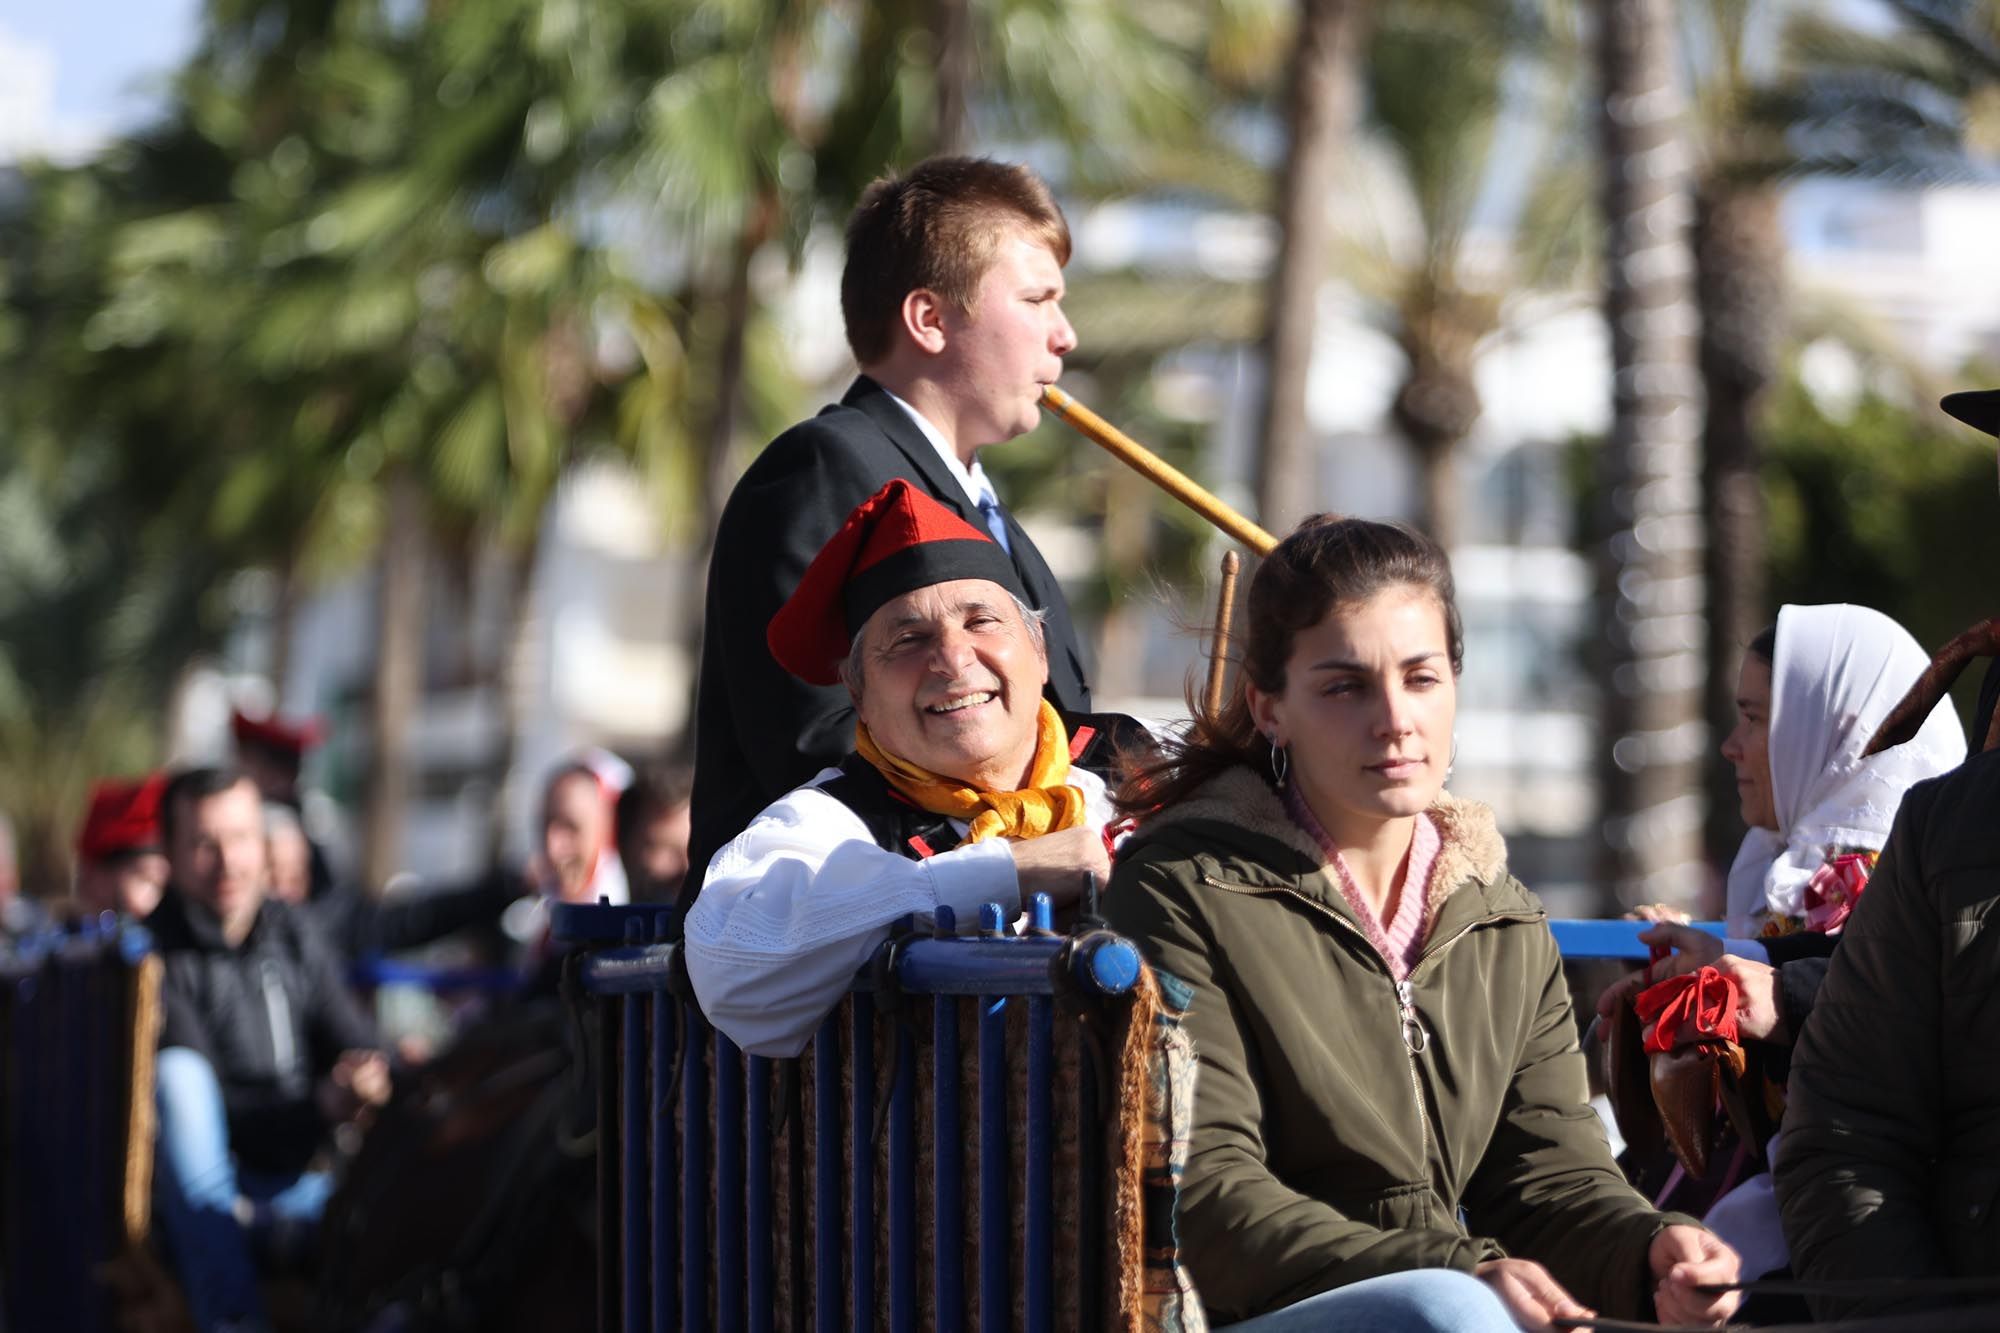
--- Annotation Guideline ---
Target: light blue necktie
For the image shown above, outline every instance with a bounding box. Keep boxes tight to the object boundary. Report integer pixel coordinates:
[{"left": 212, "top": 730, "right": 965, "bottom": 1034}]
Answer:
[{"left": 976, "top": 492, "right": 1013, "bottom": 556}]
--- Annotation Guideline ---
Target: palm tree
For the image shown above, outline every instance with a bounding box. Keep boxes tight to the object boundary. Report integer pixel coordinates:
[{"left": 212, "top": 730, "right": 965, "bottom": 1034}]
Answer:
[
  {"left": 1346, "top": 0, "right": 1589, "bottom": 550},
  {"left": 1254, "top": 0, "right": 1375, "bottom": 532},
  {"left": 1676, "top": 0, "right": 2000, "bottom": 865},
  {"left": 1592, "top": 0, "right": 1709, "bottom": 907}
]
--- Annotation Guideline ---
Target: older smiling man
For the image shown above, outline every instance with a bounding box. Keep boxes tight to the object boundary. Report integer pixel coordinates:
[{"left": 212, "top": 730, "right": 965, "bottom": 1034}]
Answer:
[{"left": 686, "top": 479, "right": 1132, "bottom": 1057}]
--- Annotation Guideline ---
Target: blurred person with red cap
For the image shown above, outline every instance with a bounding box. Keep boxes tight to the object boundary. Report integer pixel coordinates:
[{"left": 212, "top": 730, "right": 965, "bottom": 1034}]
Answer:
[
  {"left": 147, "top": 766, "right": 387, "bottom": 1333},
  {"left": 73, "top": 773, "right": 171, "bottom": 919},
  {"left": 232, "top": 706, "right": 346, "bottom": 894},
  {"left": 686, "top": 480, "right": 1142, "bottom": 1057},
  {"left": 686, "top": 157, "right": 1095, "bottom": 909}
]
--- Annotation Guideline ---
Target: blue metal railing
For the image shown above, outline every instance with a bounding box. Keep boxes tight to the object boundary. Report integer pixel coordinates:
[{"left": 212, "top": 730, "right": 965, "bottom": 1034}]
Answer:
[
  {"left": 1, "top": 916, "right": 154, "bottom": 1333},
  {"left": 555, "top": 898, "right": 1144, "bottom": 1333},
  {"left": 1548, "top": 918, "right": 1726, "bottom": 959}
]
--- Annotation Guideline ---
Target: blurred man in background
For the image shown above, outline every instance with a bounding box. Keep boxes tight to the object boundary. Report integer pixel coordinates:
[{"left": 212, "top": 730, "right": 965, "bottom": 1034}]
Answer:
[
  {"left": 149, "top": 766, "right": 387, "bottom": 1333},
  {"left": 616, "top": 763, "right": 693, "bottom": 905}
]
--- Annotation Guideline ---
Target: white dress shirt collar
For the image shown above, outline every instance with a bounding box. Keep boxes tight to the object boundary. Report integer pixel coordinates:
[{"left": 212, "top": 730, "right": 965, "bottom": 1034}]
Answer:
[{"left": 881, "top": 386, "right": 997, "bottom": 510}]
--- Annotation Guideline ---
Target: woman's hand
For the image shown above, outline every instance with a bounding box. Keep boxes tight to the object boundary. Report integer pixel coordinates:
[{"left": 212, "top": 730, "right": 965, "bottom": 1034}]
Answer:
[
  {"left": 1714, "top": 955, "right": 1784, "bottom": 1041},
  {"left": 1475, "top": 1258, "right": 1594, "bottom": 1330},
  {"left": 1594, "top": 923, "right": 1726, "bottom": 1019},
  {"left": 1648, "top": 1225, "right": 1740, "bottom": 1326}
]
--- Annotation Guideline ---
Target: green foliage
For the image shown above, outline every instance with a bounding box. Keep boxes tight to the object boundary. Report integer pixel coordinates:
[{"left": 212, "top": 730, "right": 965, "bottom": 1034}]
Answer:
[{"left": 1763, "top": 374, "right": 2000, "bottom": 726}]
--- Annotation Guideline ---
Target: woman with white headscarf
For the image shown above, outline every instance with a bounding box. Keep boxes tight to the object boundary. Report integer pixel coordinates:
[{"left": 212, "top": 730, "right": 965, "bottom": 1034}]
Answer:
[
  {"left": 1722, "top": 603, "right": 1965, "bottom": 938},
  {"left": 1598, "top": 602, "right": 1964, "bottom": 1290}
]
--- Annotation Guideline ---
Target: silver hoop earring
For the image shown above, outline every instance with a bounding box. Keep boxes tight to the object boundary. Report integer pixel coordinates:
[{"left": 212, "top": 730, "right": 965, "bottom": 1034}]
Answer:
[{"left": 1270, "top": 739, "right": 1290, "bottom": 790}]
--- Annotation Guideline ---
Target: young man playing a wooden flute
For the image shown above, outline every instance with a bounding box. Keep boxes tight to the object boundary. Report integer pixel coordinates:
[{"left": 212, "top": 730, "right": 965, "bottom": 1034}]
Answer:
[{"left": 685, "top": 157, "right": 1095, "bottom": 903}]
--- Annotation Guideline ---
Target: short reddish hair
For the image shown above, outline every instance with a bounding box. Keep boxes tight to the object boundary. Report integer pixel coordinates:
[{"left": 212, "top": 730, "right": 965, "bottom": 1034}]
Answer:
[{"left": 841, "top": 156, "right": 1071, "bottom": 366}]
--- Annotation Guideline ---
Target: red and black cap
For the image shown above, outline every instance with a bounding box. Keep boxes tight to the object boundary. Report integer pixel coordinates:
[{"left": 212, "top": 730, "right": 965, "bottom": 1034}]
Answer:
[
  {"left": 767, "top": 479, "right": 1026, "bottom": 686},
  {"left": 76, "top": 773, "right": 167, "bottom": 863},
  {"left": 1941, "top": 390, "right": 2000, "bottom": 438},
  {"left": 230, "top": 709, "right": 327, "bottom": 757}
]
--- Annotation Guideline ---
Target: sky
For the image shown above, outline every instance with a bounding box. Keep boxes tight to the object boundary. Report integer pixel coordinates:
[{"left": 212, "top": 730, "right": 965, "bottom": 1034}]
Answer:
[{"left": 0, "top": 2, "right": 201, "bottom": 162}]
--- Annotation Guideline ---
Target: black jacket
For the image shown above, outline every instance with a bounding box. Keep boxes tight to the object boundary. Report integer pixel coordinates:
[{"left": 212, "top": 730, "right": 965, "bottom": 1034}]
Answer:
[
  {"left": 686, "top": 376, "right": 1092, "bottom": 900},
  {"left": 307, "top": 866, "right": 521, "bottom": 961},
  {"left": 150, "top": 888, "right": 380, "bottom": 1175},
  {"left": 1775, "top": 749, "right": 2000, "bottom": 1318}
]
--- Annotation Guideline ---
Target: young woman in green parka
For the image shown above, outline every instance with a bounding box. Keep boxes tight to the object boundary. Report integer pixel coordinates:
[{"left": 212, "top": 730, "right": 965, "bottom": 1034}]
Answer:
[{"left": 1104, "top": 516, "right": 1742, "bottom": 1331}]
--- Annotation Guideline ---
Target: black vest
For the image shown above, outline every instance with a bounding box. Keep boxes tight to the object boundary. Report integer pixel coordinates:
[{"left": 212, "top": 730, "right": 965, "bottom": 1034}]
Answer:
[{"left": 815, "top": 711, "right": 1148, "bottom": 860}]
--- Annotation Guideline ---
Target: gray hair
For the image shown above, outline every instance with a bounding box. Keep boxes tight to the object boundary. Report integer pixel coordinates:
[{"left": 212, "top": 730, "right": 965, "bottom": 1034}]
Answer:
[{"left": 839, "top": 593, "right": 1048, "bottom": 696}]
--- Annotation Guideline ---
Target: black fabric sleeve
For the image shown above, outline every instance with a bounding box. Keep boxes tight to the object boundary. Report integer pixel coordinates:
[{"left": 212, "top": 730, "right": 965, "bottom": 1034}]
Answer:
[
  {"left": 359, "top": 868, "right": 521, "bottom": 955},
  {"left": 1777, "top": 956, "right": 1828, "bottom": 1047},
  {"left": 711, "top": 432, "right": 887, "bottom": 795},
  {"left": 1762, "top": 931, "right": 1838, "bottom": 966}
]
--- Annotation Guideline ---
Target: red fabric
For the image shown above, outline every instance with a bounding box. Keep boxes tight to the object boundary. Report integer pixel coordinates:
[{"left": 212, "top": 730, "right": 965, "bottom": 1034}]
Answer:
[
  {"left": 1635, "top": 966, "right": 1741, "bottom": 1054},
  {"left": 766, "top": 479, "right": 1005, "bottom": 685},
  {"left": 1803, "top": 851, "right": 1875, "bottom": 934},
  {"left": 76, "top": 773, "right": 167, "bottom": 861},
  {"left": 230, "top": 708, "right": 327, "bottom": 756}
]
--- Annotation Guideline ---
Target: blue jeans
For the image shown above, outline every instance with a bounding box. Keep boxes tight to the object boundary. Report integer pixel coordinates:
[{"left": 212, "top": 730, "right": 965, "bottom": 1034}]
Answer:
[
  {"left": 153, "top": 1047, "right": 332, "bottom": 1331},
  {"left": 1216, "top": 1269, "right": 1518, "bottom": 1333}
]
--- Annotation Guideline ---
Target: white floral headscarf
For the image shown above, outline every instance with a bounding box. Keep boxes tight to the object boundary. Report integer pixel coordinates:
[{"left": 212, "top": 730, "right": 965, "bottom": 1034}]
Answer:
[{"left": 1724, "top": 603, "right": 1966, "bottom": 935}]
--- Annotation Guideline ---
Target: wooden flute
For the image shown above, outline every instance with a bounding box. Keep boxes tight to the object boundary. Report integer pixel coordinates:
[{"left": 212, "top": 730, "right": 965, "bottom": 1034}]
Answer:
[{"left": 1038, "top": 385, "right": 1278, "bottom": 557}]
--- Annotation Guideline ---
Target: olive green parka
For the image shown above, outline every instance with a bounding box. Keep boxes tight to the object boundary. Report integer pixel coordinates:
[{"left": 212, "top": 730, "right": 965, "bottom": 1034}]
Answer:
[{"left": 1103, "top": 767, "right": 1693, "bottom": 1323}]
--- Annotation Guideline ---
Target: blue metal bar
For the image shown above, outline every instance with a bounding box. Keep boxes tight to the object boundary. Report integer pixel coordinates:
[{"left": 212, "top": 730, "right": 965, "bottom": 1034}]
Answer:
[
  {"left": 715, "top": 1036, "right": 745, "bottom": 1332},
  {"left": 850, "top": 993, "right": 876, "bottom": 1330},
  {"left": 746, "top": 1056, "right": 773, "bottom": 1333},
  {"left": 582, "top": 944, "right": 684, "bottom": 995},
  {"left": 554, "top": 900, "right": 670, "bottom": 945},
  {"left": 1549, "top": 919, "right": 1725, "bottom": 959},
  {"left": 813, "top": 1019, "right": 841, "bottom": 1333},
  {"left": 622, "top": 973, "right": 648, "bottom": 1333},
  {"left": 977, "top": 991, "right": 1009, "bottom": 1332},
  {"left": 1024, "top": 992, "right": 1054, "bottom": 1333},
  {"left": 933, "top": 990, "right": 964, "bottom": 1330},
  {"left": 681, "top": 1005, "right": 711, "bottom": 1333},
  {"left": 888, "top": 1019, "right": 917, "bottom": 1333},
  {"left": 347, "top": 958, "right": 525, "bottom": 993},
  {"left": 889, "top": 935, "right": 1142, "bottom": 996},
  {"left": 650, "top": 963, "right": 677, "bottom": 1333}
]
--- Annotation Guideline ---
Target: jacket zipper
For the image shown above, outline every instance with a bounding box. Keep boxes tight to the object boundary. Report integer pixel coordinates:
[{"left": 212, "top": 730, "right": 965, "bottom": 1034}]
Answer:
[
  {"left": 259, "top": 959, "right": 297, "bottom": 1088},
  {"left": 1200, "top": 873, "right": 1541, "bottom": 1197}
]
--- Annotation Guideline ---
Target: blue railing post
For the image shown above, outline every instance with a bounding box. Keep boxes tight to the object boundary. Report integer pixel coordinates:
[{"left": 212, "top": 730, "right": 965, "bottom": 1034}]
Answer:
[
  {"left": 620, "top": 919, "right": 648, "bottom": 1333},
  {"left": 746, "top": 1055, "right": 773, "bottom": 1333},
  {"left": 976, "top": 903, "right": 1011, "bottom": 1333},
  {"left": 681, "top": 1003, "right": 711, "bottom": 1333},
  {"left": 1024, "top": 898, "right": 1056, "bottom": 1333},
  {"left": 715, "top": 1034, "right": 745, "bottom": 1332},
  {"left": 812, "top": 1018, "right": 841, "bottom": 1333},
  {"left": 850, "top": 992, "right": 877, "bottom": 1330},
  {"left": 931, "top": 905, "right": 964, "bottom": 1331}
]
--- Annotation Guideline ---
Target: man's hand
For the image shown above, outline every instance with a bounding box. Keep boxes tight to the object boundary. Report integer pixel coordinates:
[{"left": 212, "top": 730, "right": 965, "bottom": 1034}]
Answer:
[
  {"left": 1595, "top": 922, "right": 1726, "bottom": 1019},
  {"left": 1475, "top": 1258, "right": 1594, "bottom": 1330},
  {"left": 1649, "top": 1225, "right": 1740, "bottom": 1327},
  {"left": 317, "top": 1049, "right": 392, "bottom": 1125},
  {"left": 1009, "top": 827, "right": 1111, "bottom": 908}
]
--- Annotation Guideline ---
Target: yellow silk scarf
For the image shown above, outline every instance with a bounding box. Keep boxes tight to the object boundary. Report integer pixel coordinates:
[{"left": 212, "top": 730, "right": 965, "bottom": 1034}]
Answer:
[{"left": 854, "top": 699, "right": 1087, "bottom": 846}]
